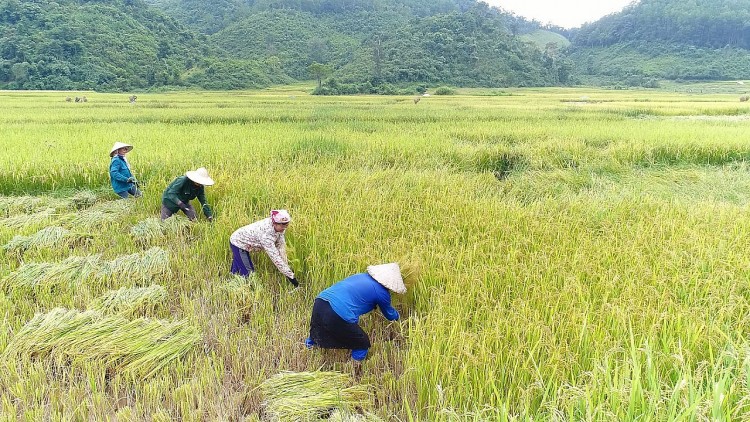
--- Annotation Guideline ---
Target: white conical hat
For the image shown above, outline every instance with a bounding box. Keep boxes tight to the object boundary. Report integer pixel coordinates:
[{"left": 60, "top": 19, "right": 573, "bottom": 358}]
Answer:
[
  {"left": 109, "top": 142, "right": 133, "bottom": 156},
  {"left": 185, "top": 167, "right": 215, "bottom": 186},
  {"left": 367, "top": 263, "right": 406, "bottom": 294}
]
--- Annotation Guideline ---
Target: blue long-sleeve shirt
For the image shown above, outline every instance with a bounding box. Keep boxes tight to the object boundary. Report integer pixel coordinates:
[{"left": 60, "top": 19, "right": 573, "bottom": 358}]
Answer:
[
  {"left": 317, "top": 273, "right": 400, "bottom": 323},
  {"left": 109, "top": 155, "right": 134, "bottom": 194}
]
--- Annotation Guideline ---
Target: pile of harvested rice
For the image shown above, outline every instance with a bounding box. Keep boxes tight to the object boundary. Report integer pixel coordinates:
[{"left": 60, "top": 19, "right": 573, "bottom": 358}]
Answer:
[
  {"left": 260, "top": 371, "right": 373, "bottom": 421},
  {"left": 2, "top": 307, "right": 200, "bottom": 378},
  {"left": 88, "top": 285, "right": 168, "bottom": 316},
  {"left": 0, "top": 195, "right": 72, "bottom": 215}
]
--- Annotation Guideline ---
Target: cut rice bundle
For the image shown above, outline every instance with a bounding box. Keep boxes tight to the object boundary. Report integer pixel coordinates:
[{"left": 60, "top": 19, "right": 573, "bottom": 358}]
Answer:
[
  {"left": 88, "top": 285, "right": 168, "bottom": 316},
  {"left": 0, "top": 208, "right": 57, "bottom": 229},
  {"left": 260, "top": 371, "right": 373, "bottom": 421},
  {"left": 2, "top": 247, "right": 170, "bottom": 291},
  {"left": 2, "top": 226, "right": 89, "bottom": 253},
  {"left": 0, "top": 196, "right": 73, "bottom": 215},
  {"left": 2, "top": 307, "right": 200, "bottom": 378},
  {"left": 62, "top": 200, "right": 133, "bottom": 229},
  {"left": 130, "top": 217, "right": 191, "bottom": 243}
]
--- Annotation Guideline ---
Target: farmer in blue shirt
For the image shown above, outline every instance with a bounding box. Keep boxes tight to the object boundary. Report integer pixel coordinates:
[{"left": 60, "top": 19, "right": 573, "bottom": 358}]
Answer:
[
  {"left": 306, "top": 263, "right": 406, "bottom": 361},
  {"left": 109, "top": 142, "right": 141, "bottom": 199}
]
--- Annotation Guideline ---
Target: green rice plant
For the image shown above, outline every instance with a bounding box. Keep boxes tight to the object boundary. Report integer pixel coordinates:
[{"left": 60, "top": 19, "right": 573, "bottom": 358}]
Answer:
[
  {"left": 260, "top": 371, "right": 373, "bottom": 421},
  {"left": 0, "top": 208, "right": 56, "bottom": 229},
  {"left": 88, "top": 285, "right": 168, "bottom": 317},
  {"left": 1, "top": 307, "right": 200, "bottom": 379},
  {"left": 2, "top": 226, "right": 89, "bottom": 253},
  {"left": 130, "top": 216, "right": 191, "bottom": 244}
]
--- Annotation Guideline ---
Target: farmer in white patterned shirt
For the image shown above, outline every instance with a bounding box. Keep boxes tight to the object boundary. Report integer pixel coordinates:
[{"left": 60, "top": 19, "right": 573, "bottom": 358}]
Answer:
[{"left": 229, "top": 209, "right": 299, "bottom": 287}]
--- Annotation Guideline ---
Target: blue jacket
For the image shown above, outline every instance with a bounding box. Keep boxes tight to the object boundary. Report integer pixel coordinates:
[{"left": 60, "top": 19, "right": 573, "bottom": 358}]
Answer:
[
  {"left": 109, "top": 155, "right": 134, "bottom": 193},
  {"left": 318, "top": 273, "right": 400, "bottom": 323}
]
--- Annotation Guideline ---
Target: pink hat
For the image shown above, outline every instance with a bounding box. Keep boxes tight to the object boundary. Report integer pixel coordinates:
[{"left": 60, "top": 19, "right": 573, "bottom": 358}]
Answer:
[{"left": 271, "top": 209, "right": 291, "bottom": 224}]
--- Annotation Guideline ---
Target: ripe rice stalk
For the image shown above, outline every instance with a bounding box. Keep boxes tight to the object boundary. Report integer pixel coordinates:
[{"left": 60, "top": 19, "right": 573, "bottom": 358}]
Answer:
[
  {"left": 88, "top": 285, "right": 168, "bottom": 317},
  {"left": 2, "top": 226, "right": 89, "bottom": 253},
  {"left": 0, "top": 208, "right": 57, "bottom": 229},
  {"left": 1, "top": 307, "right": 200, "bottom": 379},
  {"left": 130, "top": 217, "right": 191, "bottom": 244},
  {"left": 260, "top": 371, "right": 373, "bottom": 421}
]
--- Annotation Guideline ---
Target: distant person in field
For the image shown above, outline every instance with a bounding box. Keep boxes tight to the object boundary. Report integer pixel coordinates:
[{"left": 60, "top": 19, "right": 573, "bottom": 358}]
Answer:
[
  {"left": 229, "top": 209, "right": 299, "bottom": 288},
  {"left": 305, "top": 263, "right": 405, "bottom": 361},
  {"left": 161, "top": 167, "right": 214, "bottom": 222},
  {"left": 109, "top": 142, "right": 142, "bottom": 199}
]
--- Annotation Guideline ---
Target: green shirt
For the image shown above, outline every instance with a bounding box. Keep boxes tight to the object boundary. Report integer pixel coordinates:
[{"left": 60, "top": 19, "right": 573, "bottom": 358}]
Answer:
[{"left": 161, "top": 176, "right": 212, "bottom": 218}]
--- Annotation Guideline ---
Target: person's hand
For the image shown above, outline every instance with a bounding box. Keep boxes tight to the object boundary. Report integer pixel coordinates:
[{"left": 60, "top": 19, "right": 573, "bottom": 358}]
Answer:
[
  {"left": 207, "top": 216, "right": 214, "bottom": 223},
  {"left": 127, "top": 177, "right": 136, "bottom": 183},
  {"left": 287, "top": 277, "right": 299, "bottom": 287}
]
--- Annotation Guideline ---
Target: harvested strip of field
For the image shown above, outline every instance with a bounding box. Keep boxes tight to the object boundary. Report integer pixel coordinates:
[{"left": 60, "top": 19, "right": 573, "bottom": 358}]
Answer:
[
  {"left": 260, "top": 371, "right": 374, "bottom": 421},
  {"left": 0, "top": 190, "right": 100, "bottom": 217},
  {"left": 1, "top": 307, "right": 200, "bottom": 378},
  {"left": 88, "top": 285, "right": 167, "bottom": 317},
  {"left": 2, "top": 226, "right": 90, "bottom": 253},
  {"left": 1, "top": 247, "right": 169, "bottom": 291},
  {"left": 130, "top": 217, "right": 191, "bottom": 243}
]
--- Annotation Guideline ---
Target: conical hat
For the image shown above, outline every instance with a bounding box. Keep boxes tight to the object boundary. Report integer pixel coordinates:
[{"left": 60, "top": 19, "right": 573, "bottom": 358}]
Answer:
[
  {"left": 185, "top": 167, "right": 215, "bottom": 186},
  {"left": 109, "top": 142, "right": 133, "bottom": 156},
  {"left": 367, "top": 263, "right": 406, "bottom": 294}
]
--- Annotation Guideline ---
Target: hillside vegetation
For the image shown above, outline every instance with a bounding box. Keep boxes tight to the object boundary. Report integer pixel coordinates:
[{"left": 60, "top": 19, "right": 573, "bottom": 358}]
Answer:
[{"left": 570, "top": 0, "right": 750, "bottom": 83}]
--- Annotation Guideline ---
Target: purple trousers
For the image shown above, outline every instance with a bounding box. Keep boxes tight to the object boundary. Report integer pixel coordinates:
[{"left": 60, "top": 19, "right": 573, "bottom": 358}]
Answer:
[{"left": 230, "top": 242, "right": 255, "bottom": 276}]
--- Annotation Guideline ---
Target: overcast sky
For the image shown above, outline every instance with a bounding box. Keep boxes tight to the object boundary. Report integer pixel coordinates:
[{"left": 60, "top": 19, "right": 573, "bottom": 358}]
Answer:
[{"left": 485, "top": 0, "right": 635, "bottom": 28}]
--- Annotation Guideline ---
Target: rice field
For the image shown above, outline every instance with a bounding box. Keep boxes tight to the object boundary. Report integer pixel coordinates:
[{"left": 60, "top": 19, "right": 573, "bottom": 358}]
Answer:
[{"left": 1, "top": 85, "right": 750, "bottom": 420}]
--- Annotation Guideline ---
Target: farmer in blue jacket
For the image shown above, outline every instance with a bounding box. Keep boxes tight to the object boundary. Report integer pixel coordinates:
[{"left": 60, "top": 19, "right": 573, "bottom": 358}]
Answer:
[
  {"left": 306, "top": 263, "right": 406, "bottom": 361},
  {"left": 109, "top": 142, "right": 142, "bottom": 198}
]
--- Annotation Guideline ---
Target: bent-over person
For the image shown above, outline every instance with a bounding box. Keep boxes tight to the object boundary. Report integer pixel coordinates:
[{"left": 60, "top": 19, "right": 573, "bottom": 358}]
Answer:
[
  {"left": 229, "top": 209, "right": 298, "bottom": 287},
  {"left": 306, "top": 263, "right": 405, "bottom": 361},
  {"left": 161, "top": 167, "right": 214, "bottom": 222}
]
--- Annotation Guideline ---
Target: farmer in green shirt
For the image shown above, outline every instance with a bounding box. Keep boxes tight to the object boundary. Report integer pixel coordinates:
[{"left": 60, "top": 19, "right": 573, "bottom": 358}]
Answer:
[{"left": 161, "top": 167, "right": 214, "bottom": 222}]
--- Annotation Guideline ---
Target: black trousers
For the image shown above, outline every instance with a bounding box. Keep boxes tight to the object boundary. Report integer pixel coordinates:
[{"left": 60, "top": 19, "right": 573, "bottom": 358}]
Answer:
[{"left": 309, "top": 298, "right": 371, "bottom": 350}]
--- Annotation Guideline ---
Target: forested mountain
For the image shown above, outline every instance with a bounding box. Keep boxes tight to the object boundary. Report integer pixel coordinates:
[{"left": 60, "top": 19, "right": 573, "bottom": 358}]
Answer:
[
  {"left": 569, "top": 0, "right": 750, "bottom": 83},
  {"left": 0, "top": 0, "right": 209, "bottom": 90},
  {"left": 0, "top": 0, "right": 568, "bottom": 91}
]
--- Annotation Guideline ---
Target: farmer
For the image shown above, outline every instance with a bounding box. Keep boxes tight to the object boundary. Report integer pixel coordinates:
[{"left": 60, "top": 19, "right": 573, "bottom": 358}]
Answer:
[
  {"left": 161, "top": 167, "right": 214, "bottom": 222},
  {"left": 229, "top": 210, "right": 299, "bottom": 287},
  {"left": 109, "top": 142, "right": 142, "bottom": 199},
  {"left": 305, "top": 263, "right": 405, "bottom": 361}
]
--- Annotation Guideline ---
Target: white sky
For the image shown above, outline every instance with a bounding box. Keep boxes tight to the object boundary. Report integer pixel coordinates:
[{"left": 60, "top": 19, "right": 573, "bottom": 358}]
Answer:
[{"left": 485, "top": 0, "right": 635, "bottom": 28}]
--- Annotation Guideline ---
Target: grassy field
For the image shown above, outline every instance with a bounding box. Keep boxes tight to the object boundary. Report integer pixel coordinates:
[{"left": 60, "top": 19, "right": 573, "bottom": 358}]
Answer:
[{"left": 1, "top": 86, "right": 750, "bottom": 420}]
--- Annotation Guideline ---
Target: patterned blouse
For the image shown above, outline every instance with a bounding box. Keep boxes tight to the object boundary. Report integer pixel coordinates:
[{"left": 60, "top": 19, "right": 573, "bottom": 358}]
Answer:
[{"left": 230, "top": 217, "right": 294, "bottom": 278}]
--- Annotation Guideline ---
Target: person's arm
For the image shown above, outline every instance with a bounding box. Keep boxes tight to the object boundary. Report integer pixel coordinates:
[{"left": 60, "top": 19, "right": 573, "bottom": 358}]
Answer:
[
  {"left": 261, "top": 238, "right": 294, "bottom": 279},
  {"left": 276, "top": 233, "right": 289, "bottom": 263},
  {"left": 109, "top": 160, "right": 131, "bottom": 183},
  {"left": 376, "top": 288, "right": 399, "bottom": 321},
  {"left": 196, "top": 186, "right": 212, "bottom": 219}
]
